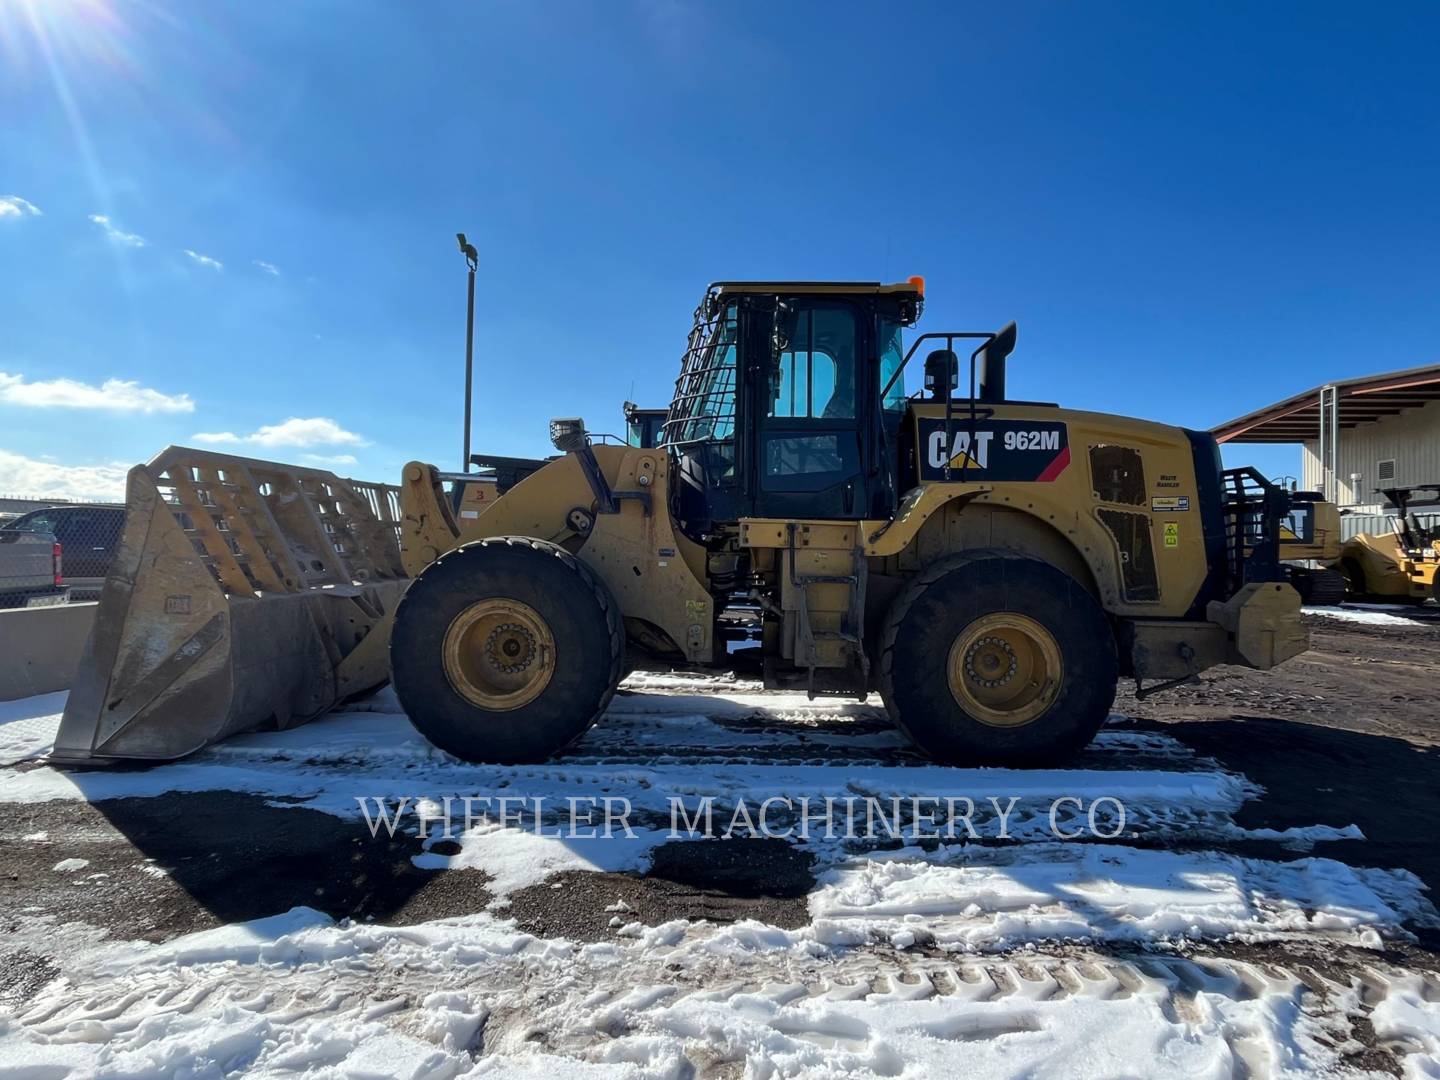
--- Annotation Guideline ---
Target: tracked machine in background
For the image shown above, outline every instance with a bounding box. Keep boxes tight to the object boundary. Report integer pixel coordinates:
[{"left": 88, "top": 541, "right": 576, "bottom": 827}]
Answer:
[
  {"left": 1275, "top": 489, "right": 1347, "bottom": 606},
  {"left": 59, "top": 279, "right": 1308, "bottom": 767}
]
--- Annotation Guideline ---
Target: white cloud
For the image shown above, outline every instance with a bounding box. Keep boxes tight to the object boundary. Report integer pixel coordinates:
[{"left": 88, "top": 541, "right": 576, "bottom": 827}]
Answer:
[
  {"left": 184, "top": 249, "right": 223, "bottom": 271},
  {"left": 0, "top": 195, "right": 42, "bottom": 219},
  {"left": 0, "top": 449, "right": 129, "bottom": 501},
  {"left": 88, "top": 213, "right": 146, "bottom": 247},
  {"left": 302, "top": 453, "right": 358, "bottom": 467},
  {"left": 193, "top": 417, "right": 368, "bottom": 449},
  {"left": 0, "top": 372, "right": 194, "bottom": 414},
  {"left": 253, "top": 260, "right": 280, "bottom": 276}
]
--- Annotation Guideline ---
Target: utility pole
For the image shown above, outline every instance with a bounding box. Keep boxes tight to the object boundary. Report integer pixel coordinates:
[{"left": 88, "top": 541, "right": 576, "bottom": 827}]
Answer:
[{"left": 456, "top": 232, "right": 479, "bottom": 472}]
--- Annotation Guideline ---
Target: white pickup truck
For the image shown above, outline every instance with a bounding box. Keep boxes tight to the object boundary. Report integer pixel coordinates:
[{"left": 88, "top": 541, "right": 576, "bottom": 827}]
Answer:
[{"left": 0, "top": 529, "right": 66, "bottom": 608}]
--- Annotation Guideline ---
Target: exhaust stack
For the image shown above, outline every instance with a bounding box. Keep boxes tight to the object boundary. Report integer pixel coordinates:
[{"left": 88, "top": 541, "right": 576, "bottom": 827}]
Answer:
[{"left": 978, "top": 320, "right": 1018, "bottom": 404}]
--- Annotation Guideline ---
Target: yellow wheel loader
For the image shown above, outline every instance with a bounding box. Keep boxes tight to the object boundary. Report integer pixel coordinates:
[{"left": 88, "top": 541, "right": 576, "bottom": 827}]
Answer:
[
  {"left": 55, "top": 279, "right": 1307, "bottom": 767},
  {"left": 1334, "top": 485, "right": 1440, "bottom": 604}
]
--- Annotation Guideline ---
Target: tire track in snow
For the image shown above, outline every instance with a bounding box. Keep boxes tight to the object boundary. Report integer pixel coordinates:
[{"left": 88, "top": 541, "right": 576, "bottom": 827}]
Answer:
[{"left": 10, "top": 919, "right": 1439, "bottom": 1078}]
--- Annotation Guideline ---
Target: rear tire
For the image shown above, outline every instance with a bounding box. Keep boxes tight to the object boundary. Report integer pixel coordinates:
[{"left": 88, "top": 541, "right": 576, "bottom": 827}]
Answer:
[
  {"left": 878, "top": 553, "right": 1117, "bottom": 767},
  {"left": 391, "top": 537, "right": 625, "bottom": 763}
]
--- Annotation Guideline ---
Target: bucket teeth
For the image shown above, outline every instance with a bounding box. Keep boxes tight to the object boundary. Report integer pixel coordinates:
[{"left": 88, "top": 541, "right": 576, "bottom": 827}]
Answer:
[{"left": 52, "top": 448, "right": 409, "bottom": 763}]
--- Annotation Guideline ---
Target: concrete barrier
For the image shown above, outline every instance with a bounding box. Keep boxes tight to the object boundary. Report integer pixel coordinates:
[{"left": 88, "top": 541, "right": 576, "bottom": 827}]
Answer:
[{"left": 0, "top": 602, "right": 96, "bottom": 701}]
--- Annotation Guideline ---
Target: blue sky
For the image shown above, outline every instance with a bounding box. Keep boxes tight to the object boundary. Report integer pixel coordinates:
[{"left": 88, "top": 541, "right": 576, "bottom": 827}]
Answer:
[{"left": 2, "top": 0, "right": 1437, "bottom": 498}]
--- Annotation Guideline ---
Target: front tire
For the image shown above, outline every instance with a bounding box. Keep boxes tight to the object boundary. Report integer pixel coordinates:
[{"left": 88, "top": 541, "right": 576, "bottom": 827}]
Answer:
[
  {"left": 878, "top": 553, "right": 1117, "bottom": 766},
  {"left": 390, "top": 537, "right": 624, "bottom": 763}
]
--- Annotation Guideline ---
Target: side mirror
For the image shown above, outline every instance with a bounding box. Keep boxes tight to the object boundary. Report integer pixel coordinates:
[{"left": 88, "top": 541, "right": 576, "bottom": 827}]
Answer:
[{"left": 923, "top": 349, "right": 959, "bottom": 400}]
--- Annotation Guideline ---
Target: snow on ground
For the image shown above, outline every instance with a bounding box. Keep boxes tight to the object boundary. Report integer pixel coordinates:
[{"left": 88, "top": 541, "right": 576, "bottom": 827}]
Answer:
[
  {"left": 2, "top": 675, "right": 1439, "bottom": 1077},
  {"left": 0, "top": 687, "right": 1259, "bottom": 838},
  {"left": 1303, "top": 604, "right": 1429, "bottom": 626},
  {"left": 809, "top": 842, "right": 1429, "bottom": 951},
  {"left": 5, "top": 903, "right": 1440, "bottom": 1079},
  {"left": 0, "top": 689, "right": 68, "bottom": 763},
  {"left": 0, "top": 687, "right": 1361, "bottom": 903}
]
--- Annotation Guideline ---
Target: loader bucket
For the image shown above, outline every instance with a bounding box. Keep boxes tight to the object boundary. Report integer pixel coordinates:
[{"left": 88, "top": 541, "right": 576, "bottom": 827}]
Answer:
[{"left": 52, "top": 448, "right": 409, "bottom": 763}]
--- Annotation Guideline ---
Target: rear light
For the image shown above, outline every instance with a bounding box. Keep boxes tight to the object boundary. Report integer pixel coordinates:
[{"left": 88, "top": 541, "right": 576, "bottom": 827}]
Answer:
[{"left": 53, "top": 541, "right": 63, "bottom": 586}]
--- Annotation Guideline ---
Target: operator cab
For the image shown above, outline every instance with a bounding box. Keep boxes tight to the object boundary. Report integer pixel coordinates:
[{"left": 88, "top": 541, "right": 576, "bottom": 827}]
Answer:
[
  {"left": 662, "top": 280, "right": 923, "bottom": 538},
  {"left": 1380, "top": 484, "right": 1440, "bottom": 552},
  {"left": 622, "top": 402, "right": 668, "bottom": 449}
]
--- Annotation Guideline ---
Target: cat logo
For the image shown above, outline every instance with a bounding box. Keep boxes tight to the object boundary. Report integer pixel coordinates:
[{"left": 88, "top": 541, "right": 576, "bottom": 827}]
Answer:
[
  {"left": 927, "top": 429, "right": 994, "bottom": 471},
  {"left": 917, "top": 418, "right": 1071, "bottom": 483}
]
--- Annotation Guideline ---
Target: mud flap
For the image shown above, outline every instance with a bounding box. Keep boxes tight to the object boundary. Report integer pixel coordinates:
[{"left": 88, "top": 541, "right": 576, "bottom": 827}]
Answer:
[{"left": 53, "top": 449, "right": 408, "bottom": 763}]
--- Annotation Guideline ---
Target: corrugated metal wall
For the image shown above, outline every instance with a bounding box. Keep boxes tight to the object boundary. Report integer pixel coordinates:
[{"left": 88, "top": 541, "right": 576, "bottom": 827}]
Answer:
[
  {"left": 1301, "top": 398, "right": 1440, "bottom": 506},
  {"left": 1340, "top": 511, "right": 1440, "bottom": 542}
]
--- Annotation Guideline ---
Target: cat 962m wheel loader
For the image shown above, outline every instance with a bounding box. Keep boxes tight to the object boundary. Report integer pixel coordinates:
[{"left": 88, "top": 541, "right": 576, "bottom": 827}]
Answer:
[{"left": 54, "top": 279, "right": 1307, "bottom": 767}]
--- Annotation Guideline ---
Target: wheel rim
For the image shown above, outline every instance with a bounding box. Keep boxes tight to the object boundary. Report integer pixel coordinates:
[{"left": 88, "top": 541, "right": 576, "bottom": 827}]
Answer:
[
  {"left": 946, "top": 612, "right": 1063, "bottom": 728},
  {"left": 442, "top": 598, "right": 556, "bottom": 711}
]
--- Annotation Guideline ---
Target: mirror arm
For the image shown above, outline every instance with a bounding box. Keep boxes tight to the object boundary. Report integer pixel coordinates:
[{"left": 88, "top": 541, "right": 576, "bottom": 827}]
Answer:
[{"left": 882, "top": 331, "right": 996, "bottom": 402}]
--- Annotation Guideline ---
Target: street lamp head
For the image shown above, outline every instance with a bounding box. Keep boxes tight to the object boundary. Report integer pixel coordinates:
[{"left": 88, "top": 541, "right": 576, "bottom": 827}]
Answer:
[{"left": 456, "top": 232, "right": 478, "bottom": 270}]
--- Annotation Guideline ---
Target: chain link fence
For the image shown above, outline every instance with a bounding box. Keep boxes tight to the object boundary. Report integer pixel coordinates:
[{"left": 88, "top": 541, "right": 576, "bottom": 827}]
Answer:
[{"left": 0, "top": 497, "right": 126, "bottom": 608}]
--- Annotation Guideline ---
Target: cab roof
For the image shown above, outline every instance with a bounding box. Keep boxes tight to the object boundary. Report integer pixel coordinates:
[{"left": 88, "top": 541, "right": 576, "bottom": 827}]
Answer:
[{"left": 710, "top": 280, "right": 924, "bottom": 298}]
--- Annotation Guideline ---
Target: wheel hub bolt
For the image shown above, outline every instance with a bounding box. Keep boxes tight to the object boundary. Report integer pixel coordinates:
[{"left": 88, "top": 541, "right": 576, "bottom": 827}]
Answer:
[
  {"left": 965, "top": 635, "right": 1018, "bottom": 689},
  {"left": 486, "top": 622, "right": 537, "bottom": 674}
]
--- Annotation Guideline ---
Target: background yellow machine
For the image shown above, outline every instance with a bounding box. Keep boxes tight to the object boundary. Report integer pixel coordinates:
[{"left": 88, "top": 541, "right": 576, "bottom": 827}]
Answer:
[
  {"left": 1334, "top": 485, "right": 1440, "bottom": 604},
  {"left": 1277, "top": 491, "right": 1347, "bottom": 606},
  {"left": 54, "top": 280, "right": 1307, "bottom": 767}
]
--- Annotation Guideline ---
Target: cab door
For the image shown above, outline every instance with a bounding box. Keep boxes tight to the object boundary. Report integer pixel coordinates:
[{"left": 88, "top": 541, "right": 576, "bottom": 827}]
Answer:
[{"left": 750, "top": 297, "right": 870, "bottom": 519}]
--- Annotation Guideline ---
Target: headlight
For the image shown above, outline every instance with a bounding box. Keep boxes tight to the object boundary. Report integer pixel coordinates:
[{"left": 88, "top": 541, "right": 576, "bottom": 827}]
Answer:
[{"left": 549, "top": 418, "right": 588, "bottom": 454}]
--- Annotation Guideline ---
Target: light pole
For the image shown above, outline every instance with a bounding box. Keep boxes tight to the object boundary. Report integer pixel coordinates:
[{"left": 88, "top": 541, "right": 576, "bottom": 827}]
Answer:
[{"left": 456, "top": 232, "right": 478, "bottom": 472}]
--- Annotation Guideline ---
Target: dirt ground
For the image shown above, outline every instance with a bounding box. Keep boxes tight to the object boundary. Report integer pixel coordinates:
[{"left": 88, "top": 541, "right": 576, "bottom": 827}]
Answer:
[
  {"left": 2, "top": 611, "right": 1438, "bottom": 984},
  {"left": 1121, "top": 611, "right": 1440, "bottom": 944}
]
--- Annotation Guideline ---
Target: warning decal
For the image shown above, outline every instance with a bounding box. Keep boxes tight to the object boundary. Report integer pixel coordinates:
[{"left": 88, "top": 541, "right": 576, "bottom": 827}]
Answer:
[{"left": 918, "top": 418, "right": 1070, "bottom": 483}]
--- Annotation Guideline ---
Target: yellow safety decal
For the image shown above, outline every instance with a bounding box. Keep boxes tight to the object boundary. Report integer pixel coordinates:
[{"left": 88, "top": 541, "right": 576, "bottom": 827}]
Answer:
[{"left": 1163, "top": 522, "right": 1179, "bottom": 548}]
